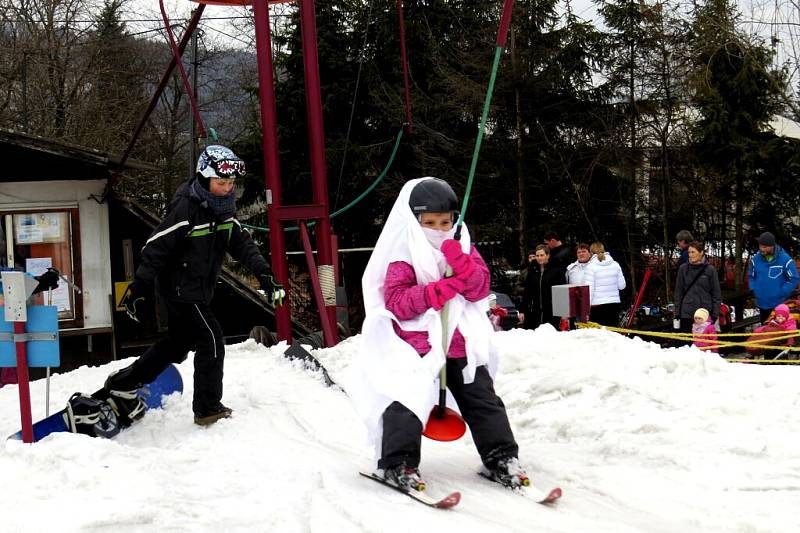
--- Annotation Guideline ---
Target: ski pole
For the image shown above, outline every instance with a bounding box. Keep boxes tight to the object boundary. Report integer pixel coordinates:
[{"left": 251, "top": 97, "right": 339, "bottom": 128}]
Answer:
[{"left": 430, "top": 0, "right": 517, "bottom": 431}]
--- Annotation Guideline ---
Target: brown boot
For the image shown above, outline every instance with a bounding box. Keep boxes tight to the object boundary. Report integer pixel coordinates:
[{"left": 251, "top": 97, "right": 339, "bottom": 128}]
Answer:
[{"left": 194, "top": 404, "right": 233, "bottom": 426}]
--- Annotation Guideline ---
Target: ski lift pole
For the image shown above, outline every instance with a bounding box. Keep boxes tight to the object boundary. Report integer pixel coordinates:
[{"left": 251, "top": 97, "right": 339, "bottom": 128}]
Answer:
[
  {"left": 455, "top": 0, "right": 516, "bottom": 240},
  {"left": 425, "top": 0, "right": 517, "bottom": 440}
]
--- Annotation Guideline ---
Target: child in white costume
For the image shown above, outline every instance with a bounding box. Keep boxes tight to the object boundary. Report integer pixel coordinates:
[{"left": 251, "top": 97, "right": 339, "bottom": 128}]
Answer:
[{"left": 348, "top": 177, "right": 527, "bottom": 491}]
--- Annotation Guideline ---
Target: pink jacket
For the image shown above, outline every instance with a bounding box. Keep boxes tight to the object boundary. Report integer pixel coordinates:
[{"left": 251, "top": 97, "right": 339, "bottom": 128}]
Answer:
[
  {"left": 384, "top": 246, "right": 490, "bottom": 358},
  {"left": 753, "top": 316, "right": 797, "bottom": 344},
  {"left": 692, "top": 320, "right": 718, "bottom": 351}
]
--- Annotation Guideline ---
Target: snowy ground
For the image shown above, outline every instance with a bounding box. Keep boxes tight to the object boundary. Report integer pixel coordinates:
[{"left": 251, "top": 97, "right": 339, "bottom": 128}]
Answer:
[{"left": 1, "top": 326, "right": 799, "bottom": 532}]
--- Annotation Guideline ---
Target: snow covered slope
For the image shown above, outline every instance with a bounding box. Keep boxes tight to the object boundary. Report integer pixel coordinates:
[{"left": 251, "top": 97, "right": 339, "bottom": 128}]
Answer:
[{"left": 1, "top": 326, "right": 799, "bottom": 532}]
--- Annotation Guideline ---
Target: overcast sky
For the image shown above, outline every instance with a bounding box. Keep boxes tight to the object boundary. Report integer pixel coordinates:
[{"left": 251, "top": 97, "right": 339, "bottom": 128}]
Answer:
[{"left": 122, "top": 0, "right": 799, "bottom": 99}]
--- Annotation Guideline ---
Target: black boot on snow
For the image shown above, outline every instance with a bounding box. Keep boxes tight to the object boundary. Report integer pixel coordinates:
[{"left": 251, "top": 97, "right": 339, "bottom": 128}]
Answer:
[
  {"left": 64, "top": 393, "right": 121, "bottom": 438},
  {"left": 105, "top": 389, "right": 146, "bottom": 427},
  {"left": 104, "top": 366, "right": 143, "bottom": 392},
  {"left": 486, "top": 456, "right": 530, "bottom": 488},
  {"left": 194, "top": 403, "right": 233, "bottom": 426},
  {"left": 104, "top": 368, "right": 146, "bottom": 427},
  {"left": 383, "top": 464, "right": 426, "bottom": 492}
]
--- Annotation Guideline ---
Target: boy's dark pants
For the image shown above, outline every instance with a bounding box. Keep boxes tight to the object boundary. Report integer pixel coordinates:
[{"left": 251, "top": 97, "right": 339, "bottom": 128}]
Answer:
[
  {"left": 379, "top": 357, "right": 519, "bottom": 470},
  {"left": 110, "top": 300, "right": 226, "bottom": 415}
]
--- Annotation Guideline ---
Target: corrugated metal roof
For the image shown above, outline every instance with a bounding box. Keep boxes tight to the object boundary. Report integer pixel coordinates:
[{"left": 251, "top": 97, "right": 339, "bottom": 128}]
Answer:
[{"left": 0, "top": 128, "right": 158, "bottom": 179}]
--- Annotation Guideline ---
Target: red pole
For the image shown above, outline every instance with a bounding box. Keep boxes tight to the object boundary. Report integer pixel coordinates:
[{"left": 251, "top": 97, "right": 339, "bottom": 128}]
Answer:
[
  {"left": 299, "top": 0, "right": 338, "bottom": 346},
  {"left": 299, "top": 223, "right": 336, "bottom": 344},
  {"left": 253, "top": 0, "right": 292, "bottom": 342},
  {"left": 496, "top": 0, "right": 516, "bottom": 47},
  {"left": 159, "top": 0, "right": 206, "bottom": 139},
  {"left": 14, "top": 321, "right": 33, "bottom": 443},
  {"left": 626, "top": 268, "right": 652, "bottom": 328},
  {"left": 396, "top": 0, "right": 413, "bottom": 133},
  {"left": 121, "top": 6, "right": 205, "bottom": 166},
  {"left": 331, "top": 233, "right": 339, "bottom": 285}
]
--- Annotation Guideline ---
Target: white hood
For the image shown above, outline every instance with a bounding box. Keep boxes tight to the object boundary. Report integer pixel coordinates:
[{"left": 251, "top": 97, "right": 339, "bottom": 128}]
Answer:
[{"left": 345, "top": 177, "right": 498, "bottom": 460}]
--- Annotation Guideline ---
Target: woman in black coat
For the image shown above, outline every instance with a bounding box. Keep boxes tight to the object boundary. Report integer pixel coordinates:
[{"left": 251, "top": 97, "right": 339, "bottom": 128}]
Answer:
[
  {"left": 674, "top": 241, "right": 722, "bottom": 333},
  {"left": 522, "top": 244, "right": 566, "bottom": 329}
]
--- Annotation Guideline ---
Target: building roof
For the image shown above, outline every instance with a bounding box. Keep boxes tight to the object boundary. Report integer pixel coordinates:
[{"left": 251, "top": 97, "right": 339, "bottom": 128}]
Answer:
[
  {"left": 769, "top": 115, "right": 800, "bottom": 140},
  {"left": 0, "top": 128, "right": 158, "bottom": 182}
]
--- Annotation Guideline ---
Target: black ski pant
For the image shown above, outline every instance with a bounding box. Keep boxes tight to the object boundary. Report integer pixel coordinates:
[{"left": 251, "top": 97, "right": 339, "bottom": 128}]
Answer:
[
  {"left": 379, "top": 358, "right": 519, "bottom": 470},
  {"left": 591, "top": 303, "right": 621, "bottom": 327},
  {"left": 110, "top": 300, "right": 225, "bottom": 416}
]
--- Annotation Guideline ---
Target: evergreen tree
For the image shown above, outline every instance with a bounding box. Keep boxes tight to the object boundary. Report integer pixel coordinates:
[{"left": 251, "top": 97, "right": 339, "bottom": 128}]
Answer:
[
  {"left": 689, "top": 0, "right": 789, "bottom": 287},
  {"left": 595, "top": 0, "right": 654, "bottom": 287},
  {"left": 495, "top": 0, "right": 610, "bottom": 262}
]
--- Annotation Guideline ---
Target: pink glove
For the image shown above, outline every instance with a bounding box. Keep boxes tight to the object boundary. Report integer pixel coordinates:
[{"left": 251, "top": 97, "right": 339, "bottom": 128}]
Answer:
[
  {"left": 490, "top": 306, "right": 508, "bottom": 318},
  {"left": 440, "top": 239, "right": 475, "bottom": 278},
  {"left": 425, "top": 277, "right": 466, "bottom": 310}
]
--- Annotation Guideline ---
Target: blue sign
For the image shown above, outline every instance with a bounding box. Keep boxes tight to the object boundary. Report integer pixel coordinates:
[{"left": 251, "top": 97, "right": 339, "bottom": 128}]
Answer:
[{"left": 0, "top": 306, "right": 60, "bottom": 368}]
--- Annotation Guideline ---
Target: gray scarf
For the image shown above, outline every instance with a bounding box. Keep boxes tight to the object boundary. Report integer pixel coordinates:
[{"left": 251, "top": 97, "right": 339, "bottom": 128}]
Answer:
[{"left": 190, "top": 180, "right": 236, "bottom": 220}]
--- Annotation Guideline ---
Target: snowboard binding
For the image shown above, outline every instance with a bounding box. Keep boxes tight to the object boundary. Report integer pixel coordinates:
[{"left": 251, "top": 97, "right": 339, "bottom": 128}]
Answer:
[
  {"left": 106, "top": 389, "right": 146, "bottom": 428},
  {"left": 64, "top": 393, "right": 121, "bottom": 438}
]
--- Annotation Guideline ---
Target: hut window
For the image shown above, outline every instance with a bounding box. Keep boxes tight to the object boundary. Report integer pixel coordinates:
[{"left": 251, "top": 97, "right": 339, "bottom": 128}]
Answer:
[{"left": 0, "top": 210, "right": 81, "bottom": 324}]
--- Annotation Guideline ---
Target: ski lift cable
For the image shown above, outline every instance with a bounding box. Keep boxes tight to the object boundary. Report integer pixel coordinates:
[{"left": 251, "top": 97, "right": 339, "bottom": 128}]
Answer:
[
  {"left": 455, "top": 0, "right": 515, "bottom": 239},
  {"left": 334, "top": 0, "right": 376, "bottom": 212},
  {"left": 159, "top": 0, "right": 210, "bottom": 141},
  {"left": 243, "top": 127, "right": 404, "bottom": 234}
]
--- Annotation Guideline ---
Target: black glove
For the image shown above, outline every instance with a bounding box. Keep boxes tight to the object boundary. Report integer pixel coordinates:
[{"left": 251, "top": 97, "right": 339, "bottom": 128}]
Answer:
[
  {"left": 33, "top": 268, "right": 61, "bottom": 294},
  {"left": 258, "top": 274, "right": 285, "bottom": 307},
  {"left": 120, "top": 280, "right": 153, "bottom": 323}
]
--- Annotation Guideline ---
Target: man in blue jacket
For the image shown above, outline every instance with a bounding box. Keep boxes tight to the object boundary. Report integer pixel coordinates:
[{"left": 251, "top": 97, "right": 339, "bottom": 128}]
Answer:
[{"left": 749, "top": 232, "right": 799, "bottom": 323}]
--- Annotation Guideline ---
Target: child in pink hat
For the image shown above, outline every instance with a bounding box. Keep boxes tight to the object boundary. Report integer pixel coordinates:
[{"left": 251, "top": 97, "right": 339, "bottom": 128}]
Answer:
[{"left": 692, "top": 308, "right": 718, "bottom": 352}]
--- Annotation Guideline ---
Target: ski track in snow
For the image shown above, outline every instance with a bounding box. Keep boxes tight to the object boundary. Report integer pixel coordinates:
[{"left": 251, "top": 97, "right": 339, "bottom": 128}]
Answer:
[{"left": 1, "top": 327, "right": 799, "bottom": 532}]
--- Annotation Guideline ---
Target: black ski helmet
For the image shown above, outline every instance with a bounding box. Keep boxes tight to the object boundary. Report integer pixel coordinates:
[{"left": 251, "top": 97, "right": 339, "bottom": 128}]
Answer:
[{"left": 408, "top": 178, "right": 459, "bottom": 218}]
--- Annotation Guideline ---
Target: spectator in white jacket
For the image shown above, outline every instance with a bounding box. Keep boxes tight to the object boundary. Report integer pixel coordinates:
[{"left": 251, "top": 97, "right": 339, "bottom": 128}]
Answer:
[
  {"left": 584, "top": 242, "right": 626, "bottom": 326},
  {"left": 565, "top": 242, "right": 591, "bottom": 285}
]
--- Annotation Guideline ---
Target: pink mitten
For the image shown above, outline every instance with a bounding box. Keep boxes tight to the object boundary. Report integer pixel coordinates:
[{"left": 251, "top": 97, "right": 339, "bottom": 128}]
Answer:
[
  {"left": 425, "top": 277, "right": 466, "bottom": 310},
  {"left": 490, "top": 306, "right": 508, "bottom": 318},
  {"left": 440, "top": 239, "right": 475, "bottom": 278}
]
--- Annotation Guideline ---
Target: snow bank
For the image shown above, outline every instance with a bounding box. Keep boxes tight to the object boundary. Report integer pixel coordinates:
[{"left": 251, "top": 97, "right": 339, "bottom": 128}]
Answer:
[{"left": 0, "top": 327, "right": 798, "bottom": 532}]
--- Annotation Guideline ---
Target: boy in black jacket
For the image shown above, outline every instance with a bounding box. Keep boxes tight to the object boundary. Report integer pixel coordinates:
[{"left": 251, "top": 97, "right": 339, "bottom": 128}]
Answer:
[{"left": 111, "top": 145, "right": 284, "bottom": 426}]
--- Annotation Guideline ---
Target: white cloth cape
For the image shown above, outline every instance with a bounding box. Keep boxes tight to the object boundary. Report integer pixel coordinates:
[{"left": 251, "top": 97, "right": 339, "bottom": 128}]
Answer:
[{"left": 346, "top": 177, "right": 498, "bottom": 459}]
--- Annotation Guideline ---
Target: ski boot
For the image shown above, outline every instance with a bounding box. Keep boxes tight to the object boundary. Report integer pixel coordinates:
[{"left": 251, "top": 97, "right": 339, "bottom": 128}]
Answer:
[
  {"left": 104, "top": 367, "right": 146, "bottom": 428},
  {"left": 384, "top": 464, "right": 427, "bottom": 492},
  {"left": 194, "top": 403, "right": 233, "bottom": 426},
  {"left": 486, "top": 456, "right": 530, "bottom": 488}
]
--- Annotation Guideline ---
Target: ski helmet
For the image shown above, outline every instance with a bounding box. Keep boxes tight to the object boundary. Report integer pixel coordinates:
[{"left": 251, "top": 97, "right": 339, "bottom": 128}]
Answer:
[
  {"left": 408, "top": 178, "right": 459, "bottom": 218},
  {"left": 196, "top": 145, "right": 246, "bottom": 189}
]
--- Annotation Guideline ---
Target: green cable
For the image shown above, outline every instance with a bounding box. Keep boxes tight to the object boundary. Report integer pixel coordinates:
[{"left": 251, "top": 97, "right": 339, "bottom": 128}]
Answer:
[
  {"left": 243, "top": 128, "right": 404, "bottom": 233},
  {"left": 457, "top": 45, "right": 504, "bottom": 233}
]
